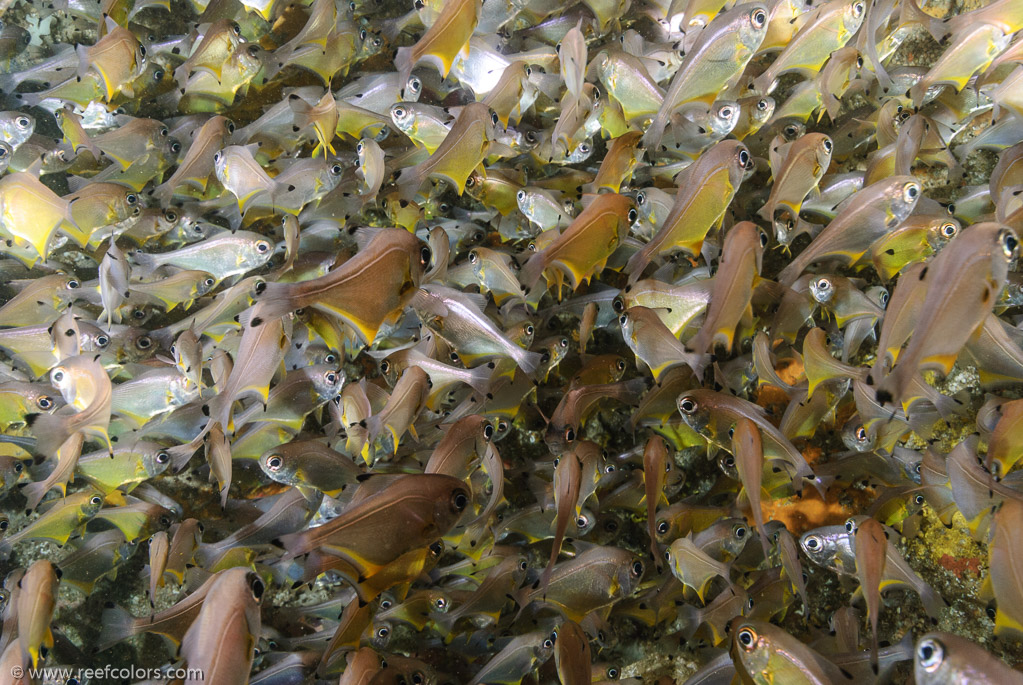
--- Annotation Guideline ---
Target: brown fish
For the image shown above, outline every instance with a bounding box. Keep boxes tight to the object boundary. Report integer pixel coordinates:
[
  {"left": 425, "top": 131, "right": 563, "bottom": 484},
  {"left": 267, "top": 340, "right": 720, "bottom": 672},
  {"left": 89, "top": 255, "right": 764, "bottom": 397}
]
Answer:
[{"left": 258, "top": 228, "right": 430, "bottom": 343}]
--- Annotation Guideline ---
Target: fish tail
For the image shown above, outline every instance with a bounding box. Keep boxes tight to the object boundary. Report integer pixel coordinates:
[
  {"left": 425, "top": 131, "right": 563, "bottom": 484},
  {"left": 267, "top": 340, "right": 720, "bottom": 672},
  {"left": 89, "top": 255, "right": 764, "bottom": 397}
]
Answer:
[
  {"left": 25, "top": 413, "right": 69, "bottom": 458},
  {"left": 252, "top": 282, "right": 302, "bottom": 319},
  {"left": 98, "top": 602, "right": 138, "bottom": 650},
  {"left": 918, "top": 581, "right": 948, "bottom": 618},
  {"left": 21, "top": 479, "right": 57, "bottom": 512},
  {"left": 129, "top": 248, "right": 161, "bottom": 277},
  {"left": 900, "top": 0, "right": 947, "bottom": 42},
  {"left": 623, "top": 246, "right": 651, "bottom": 284},
  {"left": 641, "top": 112, "right": 667, "bottom": 151},
  {"left": 466, "top": 363, "right": 496, "bottom": 395},
  {"left": 394, "top": 162, "right": 424, "bottom": 202},
  {"left": 394, "top": 47, "right": 415, "bottom": 98},
  {"left": 518, "top": 252, "right": 547, "bottom": 290},
  {"left": 515, "top": 349, "right": 542, "bottom": 376}
]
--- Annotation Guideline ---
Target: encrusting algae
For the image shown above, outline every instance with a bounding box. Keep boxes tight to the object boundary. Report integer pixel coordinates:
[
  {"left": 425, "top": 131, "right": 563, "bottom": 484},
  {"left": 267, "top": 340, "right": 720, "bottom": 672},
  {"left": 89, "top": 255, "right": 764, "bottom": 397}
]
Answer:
[{"left": 2, "top": 0, "right": 1023, "bottom": 682}]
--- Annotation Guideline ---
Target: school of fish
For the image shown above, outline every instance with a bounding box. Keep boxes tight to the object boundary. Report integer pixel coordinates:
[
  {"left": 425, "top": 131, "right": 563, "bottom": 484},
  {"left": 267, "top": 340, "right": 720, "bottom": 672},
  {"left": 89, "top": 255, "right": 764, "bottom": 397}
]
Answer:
[{"left": 2, "top": 0, "right": 1023, "bottom": 681}]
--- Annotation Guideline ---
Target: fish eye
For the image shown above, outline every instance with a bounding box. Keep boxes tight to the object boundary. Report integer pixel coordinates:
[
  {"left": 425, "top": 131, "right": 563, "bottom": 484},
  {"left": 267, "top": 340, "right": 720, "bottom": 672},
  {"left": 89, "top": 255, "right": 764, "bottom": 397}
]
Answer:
[
  {"left": 15, "top": 116, "right": 30, "bottom": 129},
  {"left": 37, "top": 396, "right": 54, "bottom": 409},
  {"left": 656, "top": 520, "right": 669, "bottom": 535},
  {"left": 255, "top": 280, "right": 267, "bottom": 295},
  {"left": 0, "top": 520, "right": 6, "bottom": 531},
  {"left": 491, "top": 111, "right": 499, "bottom": 126},
  {"left": 734, "top": 524, "right": 747, "bottom": 538},
  {"left": 231, "top": 21, "right": 242, "bottom": 35},
  {"left": 915, "top": 463, "right": 922, "bottom": 474},
  {"left": 853, "top": 1, "right": 865, "bottom": 17},
  {"left": 359, "top": 29, "right": 367, "bottom": 40},
  {"left": 747, "top": 597, "right": 755, "bottom": 610},
  {"left": 543, "top": 638, "right": 554, "bottom": 649},
  {"left": 67, "top": 278, "right": 80, "bottom": 289},
  {"left": 483, "top": 423, "right": 494, "bottom": 440},
  {"left": 559, "top": 338, "right": 568, "bottom": 348},
  {"left": 156, "top": 451, "right": 169, "bottom": 464},
  {"left": 411, "top": 672, "right": 425, "bottom": 685},
  {"left": 326, "top": 372, "right": 338, "bottom": 384},
  {"left": 53, "top": 370, "right": 65, "bottom": 383},
  {"left": 751, "top": 8, "right": 766, "bottom": 27},
  {"left": 95, "top": 334, "right": 110, "bottom": 347},
  {"left": 255, "top": 241, "right": 272, "bottom": 254},
  {"left": 737, "top": 627, "right": 757, "bottom": 649},
  {"left": 619, "top": 314, "right": 628, "bottom": 326},
  {"left": 136, "top": 335, "right": 153, "bottom": 349},
  {"left": 519, "top": 560, "right": 528, "bottom": 571},
  {"left": 451, "top": 490, "right": 469, "bottom": 512},
  {"left": 225, "top": 119, "right": 236, "bottom": 133},
  {"left": 855, "top": 426, "right": 867, "bottom": 441},
  {"left": 879, "top": 290, "right": 889, "bottom": 306},
  {"left": 579, "top": 143, "right": 590, "bottom": 154},
  {"left": 90, "top": 495, "right": 102, "bottom": 506},
  {"left": 757, "top": 99, "right": 768, "bottom": 111},
  {"left": 940, "top": 222, "right": 957, "bottom": 238},
  {"left": 914, "top": 494, "right": 925, "bottom": 505},
  {"left": 607, "top": 667, "right": 619, "bottom": 679},
  {"left": 266, "top": 455, "right": 283, "bottom": 471},
  {"left": 999, "top": 228, "right": 1019, "bottom": 258},
  {"left": 408, "top": 77, "right": 421, "bottom": 93},
  {"left": 679, "top": 396, "right": 698, "bottom": 415},
  {"left": 612, "top": 296, "right": 625, "bottom": 313},
  {"left": 525, "top": 325, "right": 534, "bottom": 336},
  {"left": 138, "top": 44, "right": 146, "bottom": 57},
  {"left": 356, "top": 141, "right": 364, "bottom": 154},
  {"left": 564, "top": 427, "right": 576, "bottom": 442},
  {"left": 575, "top": 514, "right": 589, "bottom": 528},
  {"left": 450, "top": 351, "right": 460, "bottom": 363},
  {"left": 330, "top": 163, "right": 342, "bottom": 175},
  {"left": 845, "top": 519, "right": 855, "bottom": 532},
  {"left": 420, "top": 245, "right": 432, "bottom": 266},
  {"left": 784, "top": 125, "right": 798, "bottom": 137},
  {"left": 525, "top": 130, "right": 538, "bottom": 144},
  {"left": 903, "top": 182, "right": 920, "bottom": 202},
  {"left": 380, "top": 360, "right": 390, "bottom": 374},
  {"left": 823, "top": 138, "right": 833, "bottom": 153},
  {"left": 213, "top": 150, "right": 222, "bottom": 164},
  {"left": 380, "top": 598, "right": 393, "bottom": 609},
  {"left": 759, "top": 230, "right": 769, "bottom": 247},
  {"left": 604, "top": 519, "right": 618, "bottom": 532},
  {"left": 204, "top": 277, "right": 215, "bottom": 287},
  {"left": 169, "top": 140, "right": 182, "bottom": 153},
  {"left": 719, "top": 106, "right": 733, "bottom": 119},
  {"left": 630, "top": 560, "right": 644, "bottom": 577},
  {"left": 468, "top": 249, "right": 478, "bottom": 264},
  {"left": 804, "top": 535, "right": 821, "bottom": 550},
  {"left": 738, "top": 149, "right": 750, "bottom": 167},
  {"left": 628, "top": 208, "right": 638, "bottom": 223},
  {"left": 917, "top": 638, "right": 944, "bottom": 672}
]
